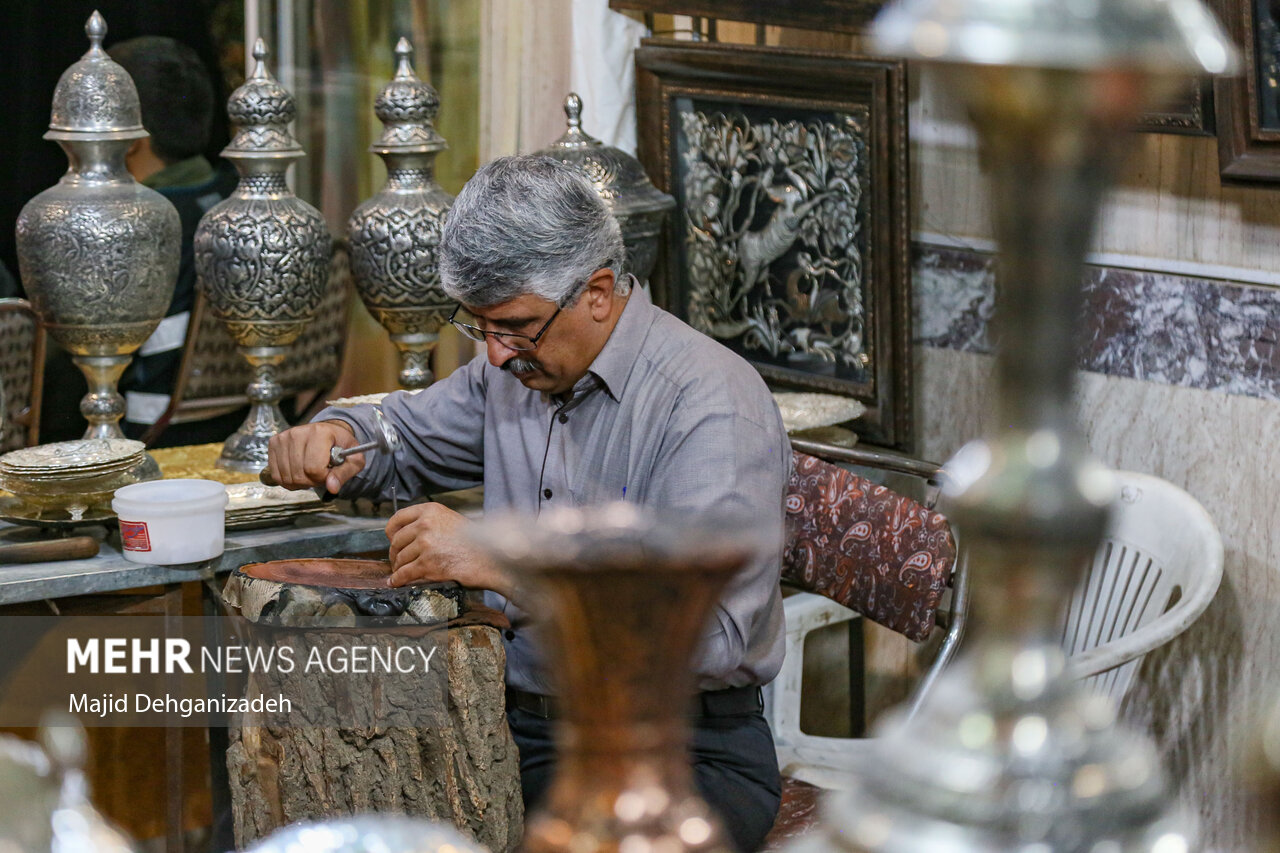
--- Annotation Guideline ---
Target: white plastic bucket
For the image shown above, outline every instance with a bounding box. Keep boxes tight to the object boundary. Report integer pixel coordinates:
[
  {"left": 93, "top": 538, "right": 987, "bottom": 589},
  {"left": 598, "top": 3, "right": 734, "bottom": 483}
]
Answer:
[{"left": 112, "top": 479, "right": 229, "bottom": 565}]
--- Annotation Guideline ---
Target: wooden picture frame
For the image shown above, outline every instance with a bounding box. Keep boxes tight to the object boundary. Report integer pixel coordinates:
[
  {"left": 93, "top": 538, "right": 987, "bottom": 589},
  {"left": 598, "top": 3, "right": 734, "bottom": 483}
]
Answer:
[
  {"left": 635, "top": 40, "right": 912, "bottom": 449},
  {"left": 1215, "top": 0, "right": 1280, "bottom": 180},
  {"left": 610, "top": 0, "right": 884, "bottom": 33}
]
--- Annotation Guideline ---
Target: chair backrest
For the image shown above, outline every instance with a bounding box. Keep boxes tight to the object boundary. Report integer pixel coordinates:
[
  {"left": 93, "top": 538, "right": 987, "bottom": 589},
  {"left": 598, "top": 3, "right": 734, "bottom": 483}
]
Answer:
[
  {"left": 1061, "top": 470, "right": 1224, "bottom": 702},
  {"left": 142, "top": 240, "right": 352, "bottom": 443},
  {"left": 783, "top": 441, "right": 958, "bottom": 642},
  {"left": 0, "top": 299, "right": 44, "bottom": 451}
]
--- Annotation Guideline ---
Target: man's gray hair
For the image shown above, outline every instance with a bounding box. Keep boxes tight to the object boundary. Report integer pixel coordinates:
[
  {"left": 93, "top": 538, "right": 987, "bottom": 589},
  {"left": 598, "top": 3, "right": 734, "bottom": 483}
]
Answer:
[{"left": 439, "top": 155, "right": 627, "bottom": 307}]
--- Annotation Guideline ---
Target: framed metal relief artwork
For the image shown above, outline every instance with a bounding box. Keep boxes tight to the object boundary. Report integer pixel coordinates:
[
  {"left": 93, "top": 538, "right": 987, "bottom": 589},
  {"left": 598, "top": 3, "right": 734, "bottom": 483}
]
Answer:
[
  {"left": 1214, "top": 0, "right": 1280, "bottom": 179},
  {"left": 635, "top": 41, "right": 911, "bottom": 448}
]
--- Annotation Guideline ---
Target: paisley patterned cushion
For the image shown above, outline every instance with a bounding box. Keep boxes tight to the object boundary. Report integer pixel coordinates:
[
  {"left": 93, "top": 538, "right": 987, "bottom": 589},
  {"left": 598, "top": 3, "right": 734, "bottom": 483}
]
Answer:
[{"left": 783, "top": 451, "right": 955, "bottom": 641}]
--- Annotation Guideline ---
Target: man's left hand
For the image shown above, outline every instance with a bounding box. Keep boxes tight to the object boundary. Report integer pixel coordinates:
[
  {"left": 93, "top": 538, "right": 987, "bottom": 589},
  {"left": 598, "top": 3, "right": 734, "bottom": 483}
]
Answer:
[{"left": 386, "top": 503, "right": 514, "bottom": 597}]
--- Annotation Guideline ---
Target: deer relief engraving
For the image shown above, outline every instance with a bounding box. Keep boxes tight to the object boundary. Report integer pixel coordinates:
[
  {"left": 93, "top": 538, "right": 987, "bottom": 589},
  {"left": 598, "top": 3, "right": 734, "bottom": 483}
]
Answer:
[{"left": 679, "top": 110, "right": 870, "bottom": 374}]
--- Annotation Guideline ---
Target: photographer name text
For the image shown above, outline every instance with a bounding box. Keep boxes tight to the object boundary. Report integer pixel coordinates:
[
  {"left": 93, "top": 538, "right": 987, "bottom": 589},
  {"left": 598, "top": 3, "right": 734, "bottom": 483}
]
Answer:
[{"left": 70, "top": 692, "right": 292, "bottom": 718}]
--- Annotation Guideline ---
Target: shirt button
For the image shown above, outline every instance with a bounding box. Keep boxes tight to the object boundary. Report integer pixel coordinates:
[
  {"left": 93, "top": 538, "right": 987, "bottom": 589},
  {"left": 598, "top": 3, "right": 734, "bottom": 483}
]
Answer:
[
  {"left": 558, "top": 413, "right": 568, "bottom": 424},
  {"left": 543, "top": 488, "right": 553, "bottom": 499}
]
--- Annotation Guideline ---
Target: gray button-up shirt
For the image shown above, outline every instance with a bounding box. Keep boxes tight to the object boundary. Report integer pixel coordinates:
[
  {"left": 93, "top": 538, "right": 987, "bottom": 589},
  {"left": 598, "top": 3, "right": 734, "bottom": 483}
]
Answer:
[{"left": 316, "top": 286, "right": 788, "bottom": 694}]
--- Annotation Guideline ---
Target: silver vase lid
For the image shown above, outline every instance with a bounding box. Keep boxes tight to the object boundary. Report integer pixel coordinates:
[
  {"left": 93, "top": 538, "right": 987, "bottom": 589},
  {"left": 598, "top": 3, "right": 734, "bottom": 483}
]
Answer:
[
  {"left": 536, "top": 93, "right": 674, "bottom": 219},
  {"left": 222, "top": 39, "right": 303, "bottom": 160},
  {"left": 372, "top": 38, "right": 446, "bottom": 154},
  {"left": 46, "top": 11, "right": 147, "bottom": 142}
]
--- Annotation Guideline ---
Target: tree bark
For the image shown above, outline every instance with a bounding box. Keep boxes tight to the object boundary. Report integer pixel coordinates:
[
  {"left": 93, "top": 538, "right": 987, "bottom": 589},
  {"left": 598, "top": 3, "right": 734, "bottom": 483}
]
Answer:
[{"left": 221, "top": 561, "right": 523, "bottom": 852}]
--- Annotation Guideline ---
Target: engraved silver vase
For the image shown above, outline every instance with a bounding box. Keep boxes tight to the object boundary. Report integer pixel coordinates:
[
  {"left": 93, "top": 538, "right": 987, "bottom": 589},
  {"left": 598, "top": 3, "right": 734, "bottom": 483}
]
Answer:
[
  {"left": 782, "top": 0, "right": 1236, "bottom": 851},
  {"left": 194, "top": 40, "right": 331, "bottom": 472},
  {"left": 15, "top": 11, "right": 180, "bottom": 442},
  {"left": 535, "top": 93, "right": 674, "bottom": 289},
  {"left": 348, "top": 38, "right": 453, "bottom": 390}
]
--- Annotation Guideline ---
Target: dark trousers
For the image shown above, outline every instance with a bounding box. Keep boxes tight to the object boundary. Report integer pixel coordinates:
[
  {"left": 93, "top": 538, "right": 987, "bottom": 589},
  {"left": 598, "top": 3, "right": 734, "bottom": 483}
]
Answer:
[{"left": 507, "top": 705, "right": 782, "bottom": 853}]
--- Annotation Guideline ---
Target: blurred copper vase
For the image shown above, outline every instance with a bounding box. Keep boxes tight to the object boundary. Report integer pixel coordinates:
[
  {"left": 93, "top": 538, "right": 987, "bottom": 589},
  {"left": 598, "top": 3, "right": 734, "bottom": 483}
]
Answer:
[{"left": 477, "top": 504, "right": 769, "bottom": 853}]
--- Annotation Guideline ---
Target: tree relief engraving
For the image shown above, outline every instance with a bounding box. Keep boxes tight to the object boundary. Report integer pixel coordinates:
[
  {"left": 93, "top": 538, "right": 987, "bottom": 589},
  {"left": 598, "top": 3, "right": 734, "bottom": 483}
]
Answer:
[{"left": 679, "top": 109, "right": 870, "bottom": 374}]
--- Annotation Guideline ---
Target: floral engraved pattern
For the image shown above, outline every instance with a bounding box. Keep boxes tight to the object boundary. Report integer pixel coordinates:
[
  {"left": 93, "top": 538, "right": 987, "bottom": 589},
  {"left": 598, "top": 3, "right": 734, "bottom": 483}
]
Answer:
[
  {"left": 51, "top": 64, "right": 140, "bottom": 131},
  {"left": 195, "top": 197, "right": 330, "bottom": 335},
  {"left": 782, "top": 451, "right": 954, "bottom": 641},
  {"left": 19, "top": 198, "right": 178, "bottom": 327},
  {"left": 349, "top": 202, "right": 451, "bottom": 312},
  {"left": 679, "top": 108, "right": 871, "bottom": 373},
  {"left": 376, "top": 84, "right": 439, "bottom": 122}
]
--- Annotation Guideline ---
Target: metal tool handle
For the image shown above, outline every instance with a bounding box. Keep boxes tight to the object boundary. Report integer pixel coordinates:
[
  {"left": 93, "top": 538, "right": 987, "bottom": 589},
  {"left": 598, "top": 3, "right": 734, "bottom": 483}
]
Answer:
[
  {"left": 330, "top": 439, "right": 378, "bottom": 467},
  {"left": 0, "top": 535, "right": 100, "bottom": 564}
]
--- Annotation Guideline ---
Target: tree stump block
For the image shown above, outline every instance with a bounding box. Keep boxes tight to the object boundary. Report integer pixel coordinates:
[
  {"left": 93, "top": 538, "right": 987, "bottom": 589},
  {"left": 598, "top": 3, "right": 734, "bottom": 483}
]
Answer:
[{"left": 221, "top": 559, "right": 523, "bottom": 852}]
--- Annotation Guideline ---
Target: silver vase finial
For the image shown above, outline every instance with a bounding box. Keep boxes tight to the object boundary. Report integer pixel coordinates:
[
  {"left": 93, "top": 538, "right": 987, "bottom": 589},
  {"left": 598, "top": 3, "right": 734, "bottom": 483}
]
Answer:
[
  {"left": 370, "top": 39, "right": 444, "bottom": 151},
  {"left": 250, "top": 38, "right": 269, "bottom": 78},
  {"left": 394, "top": 37, "right": 414, "bottom": 78},
  {"left": 564, "top": 92, "right": 584, "bottom": 130},
  {"left": 223, "top": 39, "right": 302, "bottom": 159},
  {"left": 84, "top": 11, "right": 107, "bottom": 55}
]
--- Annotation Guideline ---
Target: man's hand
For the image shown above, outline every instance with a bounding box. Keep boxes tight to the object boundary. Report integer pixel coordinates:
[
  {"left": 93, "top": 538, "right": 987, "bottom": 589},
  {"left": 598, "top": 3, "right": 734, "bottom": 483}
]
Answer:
[
  {"left": 386, "top": 503, "right": 514, "bottom": 596},
  {"left": 266, "top": 420, "right": 363, "bottom": 494}
]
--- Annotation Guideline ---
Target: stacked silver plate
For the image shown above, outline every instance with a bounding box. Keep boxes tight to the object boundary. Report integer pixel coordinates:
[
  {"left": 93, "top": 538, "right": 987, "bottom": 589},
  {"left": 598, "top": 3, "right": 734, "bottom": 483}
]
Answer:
[
  {"left": 225, "top": 483, "right": 326, "bottom": 529},
  {"left": 0, "top": 439, "right": 150, "bottom": 520}
]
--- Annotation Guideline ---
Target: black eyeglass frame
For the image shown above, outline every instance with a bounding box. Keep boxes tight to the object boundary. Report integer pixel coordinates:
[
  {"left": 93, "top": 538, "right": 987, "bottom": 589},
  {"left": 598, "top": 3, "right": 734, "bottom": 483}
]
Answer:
[{"left": 448, "top": 301, "right": 566, "bottom": 351}]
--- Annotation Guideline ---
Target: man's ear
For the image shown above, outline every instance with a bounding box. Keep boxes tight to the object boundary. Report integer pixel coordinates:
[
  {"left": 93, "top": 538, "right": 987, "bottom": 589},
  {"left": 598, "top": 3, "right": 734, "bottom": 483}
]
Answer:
[{"left": 585, "top": 267, "right": 617, "bottom": 321}]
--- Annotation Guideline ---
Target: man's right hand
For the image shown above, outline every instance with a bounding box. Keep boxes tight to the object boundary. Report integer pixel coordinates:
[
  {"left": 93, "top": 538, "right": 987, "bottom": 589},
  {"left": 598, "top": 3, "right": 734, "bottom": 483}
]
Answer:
[{"left": 266, "top": 420, "right": 364, "bottom": 495}]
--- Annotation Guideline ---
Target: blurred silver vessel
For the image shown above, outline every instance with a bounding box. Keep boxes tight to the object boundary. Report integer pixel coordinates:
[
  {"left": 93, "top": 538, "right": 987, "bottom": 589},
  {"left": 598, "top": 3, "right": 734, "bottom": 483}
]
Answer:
[
  {"left": 536, "top": 93, "right": 674, "bottom": 289},
  {"left": 15, "top": 11, "right": 179, "bottom": 441},
  {"left": 348, "top": 38, "right": 454, "bottom": 390},
  {"left": 194, "top": 40, "right": 331, "bottom": 472},
  {"left": 783, "top": 0, "right": 1235, "bottom": 849},
  {"left": 0, "top": 715, "right": 134, "bottom": 853}
]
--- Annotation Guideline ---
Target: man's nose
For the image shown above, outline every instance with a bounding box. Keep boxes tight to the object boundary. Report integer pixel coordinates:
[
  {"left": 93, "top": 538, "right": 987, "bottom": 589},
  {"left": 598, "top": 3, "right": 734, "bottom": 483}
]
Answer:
[{"left": 485, "top": 335, "right": 521, "bottom": 367}]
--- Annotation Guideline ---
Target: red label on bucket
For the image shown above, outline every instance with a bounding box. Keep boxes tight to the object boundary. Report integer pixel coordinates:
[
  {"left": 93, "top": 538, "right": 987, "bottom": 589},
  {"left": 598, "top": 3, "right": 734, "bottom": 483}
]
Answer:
[{"left": 120, "top": 520, "right": 151, "bottom": 552}]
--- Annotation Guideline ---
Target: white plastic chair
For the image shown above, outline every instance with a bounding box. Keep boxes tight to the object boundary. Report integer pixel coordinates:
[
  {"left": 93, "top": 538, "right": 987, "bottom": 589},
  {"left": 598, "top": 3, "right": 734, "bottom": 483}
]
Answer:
[
  {"left": 767, "top": 466, "right": 1222, "bottom": 791},
  {"left": 1060, "top": 470, "right": 1224, "bottom": 703}
]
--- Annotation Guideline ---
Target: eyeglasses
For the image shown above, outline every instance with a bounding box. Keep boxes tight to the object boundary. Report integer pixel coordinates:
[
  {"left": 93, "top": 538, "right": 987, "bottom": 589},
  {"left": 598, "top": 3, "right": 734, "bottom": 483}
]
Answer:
[
  {"left": 448, "top": 302, "right": 564, "bottom": 351},
  {"left": 448, "top": 263, "right": 614, "bottom": 351}
]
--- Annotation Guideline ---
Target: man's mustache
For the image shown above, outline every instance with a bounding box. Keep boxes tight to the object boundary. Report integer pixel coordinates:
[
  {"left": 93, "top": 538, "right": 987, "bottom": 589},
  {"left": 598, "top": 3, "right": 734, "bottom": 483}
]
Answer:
[{"left": 503, "top": 357, "right": 540, "bottom": 375}]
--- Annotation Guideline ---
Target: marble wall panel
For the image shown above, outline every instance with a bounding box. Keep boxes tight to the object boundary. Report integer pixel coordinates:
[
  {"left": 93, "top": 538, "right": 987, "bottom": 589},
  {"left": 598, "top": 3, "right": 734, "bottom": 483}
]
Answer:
[{"left": 915, "top": 243, "right": 1280, "bottom": 403}]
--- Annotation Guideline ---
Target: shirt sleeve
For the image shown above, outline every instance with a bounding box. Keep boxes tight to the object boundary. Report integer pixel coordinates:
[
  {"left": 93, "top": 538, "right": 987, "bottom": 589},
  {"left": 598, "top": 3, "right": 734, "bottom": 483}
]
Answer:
[
  {"left": 646, "top": 399, "right": 790, "bottom": 689},
  {"left": 312, "top": 353, "right": 490, "bottom": 502}
]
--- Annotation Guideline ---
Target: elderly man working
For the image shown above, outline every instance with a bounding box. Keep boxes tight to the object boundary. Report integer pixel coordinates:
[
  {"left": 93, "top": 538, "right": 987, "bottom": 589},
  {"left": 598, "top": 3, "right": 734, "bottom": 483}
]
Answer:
[{"left": 267, "top": 154, "right": 788, "bottom": 851}]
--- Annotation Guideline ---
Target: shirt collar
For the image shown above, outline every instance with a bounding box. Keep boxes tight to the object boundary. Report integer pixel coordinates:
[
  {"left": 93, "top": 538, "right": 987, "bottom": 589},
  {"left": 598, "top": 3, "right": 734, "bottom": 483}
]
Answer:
[{"left": 583, "top": 277, "right": 656, "bottom": 403}]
